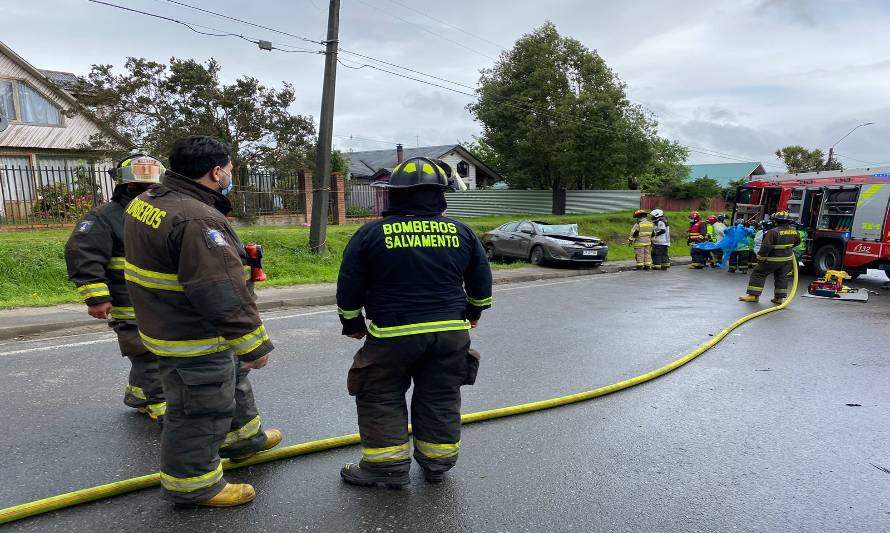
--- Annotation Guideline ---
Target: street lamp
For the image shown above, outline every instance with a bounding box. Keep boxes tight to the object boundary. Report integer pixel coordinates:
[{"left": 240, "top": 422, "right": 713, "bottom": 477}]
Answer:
[{"left": 828, "top": 122, "right": 874, "bottom": 165}]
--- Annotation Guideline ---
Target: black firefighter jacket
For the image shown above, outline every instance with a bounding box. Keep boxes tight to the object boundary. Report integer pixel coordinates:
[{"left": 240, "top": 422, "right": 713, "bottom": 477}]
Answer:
[
  {"left": 123, "top": 171, "right": 272, "bottom": 362},
  {"left": 336, "top": 215, "right": 493, "bottom": 338},
  {"left": 64, "top": 184, "right": 136, "bottom": 321}
]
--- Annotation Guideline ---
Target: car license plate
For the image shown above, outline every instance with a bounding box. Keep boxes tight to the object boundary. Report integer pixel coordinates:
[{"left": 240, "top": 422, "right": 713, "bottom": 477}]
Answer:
[{"left": 582, "top": 250, "right": 598, "bottom": 256}]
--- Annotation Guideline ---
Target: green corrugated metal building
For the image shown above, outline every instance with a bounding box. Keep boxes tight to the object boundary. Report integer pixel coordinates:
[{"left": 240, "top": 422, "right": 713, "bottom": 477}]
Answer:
[{"left": 686, "top": 162, "right": 766, "bottom": 187}]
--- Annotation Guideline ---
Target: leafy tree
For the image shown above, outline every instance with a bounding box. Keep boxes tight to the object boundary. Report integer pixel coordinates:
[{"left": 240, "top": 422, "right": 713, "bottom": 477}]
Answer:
[
  {"left": 775, "top": 145, "right": 843, "bottom": 173},
  {"left": 636, "top": 138, "right": 689, "bottom": 193},
  {"left": 79, "top": 57, "right": 316, "bottom": 176},
  {"left": 462, "top": 136, "right": 506, "bottom": 178},
  {"left": 660, "top": 176, "right": 722, "bottom": 200},
  {"left": 468, "top": 22, "right": 661, "bottom": 194}
]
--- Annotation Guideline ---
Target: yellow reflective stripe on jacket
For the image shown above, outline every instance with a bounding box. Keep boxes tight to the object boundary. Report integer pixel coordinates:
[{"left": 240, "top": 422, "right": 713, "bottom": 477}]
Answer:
[
  {"left": 78, "top": 283, "right": 110, "bottom": 300},
  {"left": 139, "top": 332, "right": 228, "bottom": 357},
  {"left": 338, "top": 307, "right": 362, "bottom": 319},
  {"left": 160, "top": 463, "right": 223, "bottom": 493},
  {"left": 763, "top": 256, "right": 794, "bottom": 262},
  {"left": 367, "top": 319, "right": 471, "bottom": 338},
  {"left": 110, "top": 306, "right": 136, "bottom": 320},
  {"left": 361, "top": 442, "right": 410, "bottom": 463},
  {"left": 467, "top": 295, "right": 492, "bottom": 307},
  {"left": 414, "top": 439, "right": 461, "bottom": 459},
  {"left": 220, "top": 415, "right": 261, "bottom": 448},
  {"left": 124, "top": 261, "right": 183, "bottom": 292},
  {"left": 108, "top": 256, "right": 126, "bottom": 270},
  {"left": 228, "top": 325, "right": 269, "bottom": 356},
  {"left": 125, "top": 385, "right": 147, "bottom": 400}
]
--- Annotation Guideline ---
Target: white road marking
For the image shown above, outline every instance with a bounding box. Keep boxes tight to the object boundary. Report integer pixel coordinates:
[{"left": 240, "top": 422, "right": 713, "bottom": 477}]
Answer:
[
  {"left": 0, "top": 329, "right": 110, "bottom": 347},
  {"left": 0, "top": 337, "right": 116, "bottom": 357},
  {"left": 0, "top": 273, "right": 625, "bottom": 354}
]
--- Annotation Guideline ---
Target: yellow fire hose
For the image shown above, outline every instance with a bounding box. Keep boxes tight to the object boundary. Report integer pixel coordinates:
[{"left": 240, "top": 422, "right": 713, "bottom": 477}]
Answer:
[{"left": 0, "top": 262, "right": 798, "bottom": 525}]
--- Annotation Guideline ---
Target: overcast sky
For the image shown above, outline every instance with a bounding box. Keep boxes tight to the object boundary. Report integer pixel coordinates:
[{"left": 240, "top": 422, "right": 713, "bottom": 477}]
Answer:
[{"left": 3, "top": 0, "right": 889, "bottom": 171}]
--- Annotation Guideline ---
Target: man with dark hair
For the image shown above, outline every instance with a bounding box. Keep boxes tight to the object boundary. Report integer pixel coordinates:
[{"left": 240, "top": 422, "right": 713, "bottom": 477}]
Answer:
[
  {"left": 337, "top": 156, "right": 492, "bottom": 487},
  {"left": 124, "top": 136, "right": 281, "bottom": 507}
]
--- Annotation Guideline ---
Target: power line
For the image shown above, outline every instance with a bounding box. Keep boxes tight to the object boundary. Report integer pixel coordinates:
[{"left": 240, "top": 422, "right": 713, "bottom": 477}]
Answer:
[
  {"left": 156, "top": 0, "right": 326, "bottom": 45},
  {"left": 384, "top": 0, "right": 508, "bottom": 51},
  {"left": 92, "top": 0, "right": 773, "bottom": 168},
  {"left": 351, "top": 0, "right": 497, "bottom": 61}
]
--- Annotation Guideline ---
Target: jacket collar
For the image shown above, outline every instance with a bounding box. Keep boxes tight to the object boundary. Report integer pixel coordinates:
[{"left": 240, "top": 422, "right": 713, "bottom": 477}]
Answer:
[{"left": 159, "top": 171, "right": 232, "bottom": 215}]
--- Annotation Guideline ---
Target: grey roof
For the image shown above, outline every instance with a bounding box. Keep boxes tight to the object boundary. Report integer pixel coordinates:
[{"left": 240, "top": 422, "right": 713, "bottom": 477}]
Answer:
[
  {"left": 38, "top": 69, "right": 86, "bottom": 92},
  {"left": 347, "top": 144, "right": 459, "bottom": 177}
]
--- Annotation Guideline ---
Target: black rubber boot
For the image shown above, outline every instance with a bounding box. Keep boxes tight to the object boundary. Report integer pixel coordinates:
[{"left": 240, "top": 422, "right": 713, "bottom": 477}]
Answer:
[
  {"left": 422, "top": 468, "right": 445, "bottom": 483},
  {"left": 340, "top": 463, "right": 410, "bottom": 488}
]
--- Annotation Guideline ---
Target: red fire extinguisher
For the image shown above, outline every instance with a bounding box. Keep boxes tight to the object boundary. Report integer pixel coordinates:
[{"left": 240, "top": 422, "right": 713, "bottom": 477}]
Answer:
[{"left": 245, "top": 243, "right": 267, "bottom": 282}]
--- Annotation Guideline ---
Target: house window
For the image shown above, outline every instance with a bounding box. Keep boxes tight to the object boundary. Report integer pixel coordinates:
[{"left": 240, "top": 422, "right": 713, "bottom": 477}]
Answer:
[
  {"left": 0, "top": 79, "right": 62, "bottom": 126},
  {"left": 456, "top": 160, "right": 469, "bottom": 178},
  {"left": 0, "top": 81, "right": 15, "bottom": 122}
]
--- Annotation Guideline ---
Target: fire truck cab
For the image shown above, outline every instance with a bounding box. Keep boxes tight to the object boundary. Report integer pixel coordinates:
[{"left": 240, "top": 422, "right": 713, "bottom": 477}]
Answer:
[{"left": 732, "top": 166, "right": 890, "bottom": 278}]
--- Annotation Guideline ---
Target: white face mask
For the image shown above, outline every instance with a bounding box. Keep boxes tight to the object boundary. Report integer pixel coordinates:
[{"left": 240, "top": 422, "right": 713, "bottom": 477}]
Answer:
[{"left": 218, "top": 168, "right": 234, "bottom": 196}]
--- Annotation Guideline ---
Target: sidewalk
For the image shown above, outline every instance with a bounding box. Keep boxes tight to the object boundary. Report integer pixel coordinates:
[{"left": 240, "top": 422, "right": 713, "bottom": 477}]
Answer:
[{"left": 0, "top": 257, "right": 691, "bottom": 340}]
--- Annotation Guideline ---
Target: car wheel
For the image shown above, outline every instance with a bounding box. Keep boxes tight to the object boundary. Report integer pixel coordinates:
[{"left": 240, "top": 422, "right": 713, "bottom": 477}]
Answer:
[
  {"left": 813, "top": 244, "right": 843, "bottom": 277},
  {"left": 484, "top": 243, "right": 496, "bottom": 262},
  {"left": 530, "top": 245, "right": 546, "bottom": 266}
]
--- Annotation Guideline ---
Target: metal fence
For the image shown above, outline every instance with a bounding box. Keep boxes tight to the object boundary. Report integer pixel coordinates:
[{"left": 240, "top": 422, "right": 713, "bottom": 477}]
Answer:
[
  {"left": 346, "top": 180, "right": 388, "bottom": 216},
  {"left": 231, "top": 171, "right": 305, "bottom": 219},
  {"left": 0, "top": 165, "right": 115, "bottom": 227}
]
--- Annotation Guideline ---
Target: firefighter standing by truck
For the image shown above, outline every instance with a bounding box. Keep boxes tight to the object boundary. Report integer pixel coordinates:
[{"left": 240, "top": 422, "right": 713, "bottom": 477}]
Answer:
[
  {"left": 739, "top": 211, "right": 800, "bottom": 304},
  {"left": 124, "top": 136, "right": 281, "bottom": 507},
  {"left": 628, "top": 209, "right": 654, "bottom": 270},
  {"left": 650, "top": 209, "right": 671, "bottom": 270},
  {"left": 336, "top": 157, "right": 492, "bottom": 488},
  {"left": 687, "top": 211, "right": 710, "bottom": 269},
  {"left": 65, "top": 154, "right": 167, "bottom": 422}
]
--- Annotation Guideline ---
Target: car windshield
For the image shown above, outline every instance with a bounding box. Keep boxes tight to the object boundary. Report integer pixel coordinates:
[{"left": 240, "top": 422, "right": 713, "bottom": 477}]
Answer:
[{"left": 536, "top": 223, "right": 578, "bottom": 236}]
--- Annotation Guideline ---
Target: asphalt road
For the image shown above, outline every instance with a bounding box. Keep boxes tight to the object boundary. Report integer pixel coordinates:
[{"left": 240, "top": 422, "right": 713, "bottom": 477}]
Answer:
[{"left": 1, "top": 266, "right": 888, "bottom": 532}]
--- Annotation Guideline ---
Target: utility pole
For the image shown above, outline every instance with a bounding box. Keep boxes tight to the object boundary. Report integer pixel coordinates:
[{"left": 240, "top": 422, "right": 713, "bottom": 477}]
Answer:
[{"left": 309, "top": 0, "right": 341, "bottom": 254}]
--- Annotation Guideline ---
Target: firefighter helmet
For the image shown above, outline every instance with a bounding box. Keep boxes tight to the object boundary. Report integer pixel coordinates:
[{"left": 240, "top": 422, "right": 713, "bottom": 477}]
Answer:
[
  {"left": 650, "top": 209, "right": 664, "bottom": 218},
  {"left": 689, "top": 211, "right": 701, "bottom": 221},
  {"left": 373, "top": 157, "right": 448, "bottom": 189},
  {"left": 771, "top": 211, "right": 794, "bottom": 223},
  {"left": 109, "top": 154, "right": 165, "bottom": 184},
  {"left": 706, "top": 215, "right": 718, "bottom": 223},
  {"left": 633, "top": 209, "right": 648, "bottom": 218},
  {"left": 717, "top": 213, "right": 726, "bottom": 222}
]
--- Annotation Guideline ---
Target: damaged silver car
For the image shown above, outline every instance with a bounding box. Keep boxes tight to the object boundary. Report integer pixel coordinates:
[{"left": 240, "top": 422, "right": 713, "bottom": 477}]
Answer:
[{"left": 481, "top": 220, "right": 609, "bottom": 266}]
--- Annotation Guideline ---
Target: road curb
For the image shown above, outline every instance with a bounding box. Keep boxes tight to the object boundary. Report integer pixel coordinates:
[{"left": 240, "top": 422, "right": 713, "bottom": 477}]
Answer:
[{"left": 0, "top": 257, "right": 692, "bottom": 340}]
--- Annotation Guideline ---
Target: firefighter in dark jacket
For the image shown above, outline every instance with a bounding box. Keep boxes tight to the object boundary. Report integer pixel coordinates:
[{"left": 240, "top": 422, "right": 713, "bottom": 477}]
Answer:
[
  {"left": 65, "top": 154, "right": 167, "bottom": 422},
  {"left": 123, "top": 136, "right": 281, "bottom": 508},
  {"left": 337, "top": 157, "right": 493, "bottom": 487},
  {"left": 739, "top": 211, "right": 801, "bottom": 304}
]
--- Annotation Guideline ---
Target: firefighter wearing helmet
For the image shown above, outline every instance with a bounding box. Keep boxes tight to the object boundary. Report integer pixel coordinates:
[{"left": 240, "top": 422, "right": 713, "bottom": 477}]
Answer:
[
  {"left": 123, "top": 137, "right": 282, "bottom": 507},
  {"left": 649, "top": 208, "right": 671, "bottom": 269},
  {"left": 337, "top": 156, "right": 492, "bottom": 487},
  {"left": 687, "top": 211, "right": 710, "bottom": 268},
  {"left": 739, "top": 211, "right": 801, "bottom": 304},
  {"left": 628, "top": 209, "right": 654, "bottom": 270},
  {"left": 64, "top": 153, "right": 168, "bottom": 423},
  {"left": 705, "top": 215, "right": 722, "bottom": 267}
]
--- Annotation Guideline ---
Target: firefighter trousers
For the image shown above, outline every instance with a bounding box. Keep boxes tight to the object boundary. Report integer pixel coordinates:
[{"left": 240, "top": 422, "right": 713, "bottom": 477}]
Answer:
[
  {"left": 651, "top": 244, "right": 670, "bottom": 269},
  {"left": 746, "top": 258, "right": 793, "bottom": 298},
  {"left": 113, "top": 322, "right": 165, "bottom": 415},
  {"left": 728, "top": 251, "right": 751, "bottom": 273},
  {"left": 157, "top": 350, "right": 267, "bottom": 504},
  {"left": 633, "top": 246, "right": 652, "bottom": 268},
  {"left": 347, "top": 330, "right": 480, "bottom": 474}
]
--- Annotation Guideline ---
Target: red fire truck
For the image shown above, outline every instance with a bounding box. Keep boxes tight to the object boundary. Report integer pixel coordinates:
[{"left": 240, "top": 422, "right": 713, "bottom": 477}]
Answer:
[{"left": 732, "top": 166, "right": 890, "bottom": 278}]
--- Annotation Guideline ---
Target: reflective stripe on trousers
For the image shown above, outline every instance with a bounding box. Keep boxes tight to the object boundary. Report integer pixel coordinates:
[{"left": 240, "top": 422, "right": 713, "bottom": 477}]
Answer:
[
  {"left": 414, "top": 439, "right": 460, "bottom": 459},
  {"left": 368, "top": 320, "right": 471, "bottom": 338},
  {"left": 362, "top": 442, "right": 410, "bottom": 463},
  {"left": 220, "top": 415, "right": 261, "bottom": 448},
  {"left": 160, "top": 463, "right": 223, "bottom": 493},
  {"left": 126, "top": 385, "right": 147, "bottom": 400}
]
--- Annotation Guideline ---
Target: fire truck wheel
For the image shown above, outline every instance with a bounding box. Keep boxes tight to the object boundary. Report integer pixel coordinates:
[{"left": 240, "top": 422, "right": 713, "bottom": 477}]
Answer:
[{"left": 812, "top": 244, "right": 843, "bottom": 277}]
